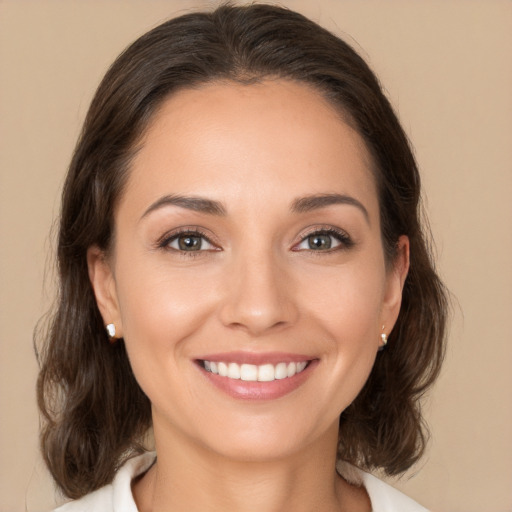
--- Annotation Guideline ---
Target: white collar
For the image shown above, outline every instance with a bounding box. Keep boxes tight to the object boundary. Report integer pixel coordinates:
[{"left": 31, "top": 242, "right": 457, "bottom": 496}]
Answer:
[{"left": 56, "top": 451, "right": 429, "bottom": 512}]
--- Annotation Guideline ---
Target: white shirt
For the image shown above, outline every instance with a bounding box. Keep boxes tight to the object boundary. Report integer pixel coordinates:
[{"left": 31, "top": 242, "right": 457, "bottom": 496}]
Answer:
[{"left": 54, "top": 452, "right": 428, "bottom": 512}]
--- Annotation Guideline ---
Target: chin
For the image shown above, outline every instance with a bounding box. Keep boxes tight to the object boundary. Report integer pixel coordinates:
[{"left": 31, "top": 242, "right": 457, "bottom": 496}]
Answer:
[{"left": 192, "top": 407, "right": 339, "bottom": 465}]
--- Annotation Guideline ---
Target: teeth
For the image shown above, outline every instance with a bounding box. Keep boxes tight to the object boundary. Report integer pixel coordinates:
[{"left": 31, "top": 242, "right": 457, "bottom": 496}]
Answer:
[
  {"left": 202, "top": 360, "right": 309, "bottom": 381},
  {"left": 258, "top": 364, "right": 274, "bottom": 382},
  {"left": 275, "top": 362, "right": 288, "bottom": 380},
  {"left": 228, "top": 362, "right": 241, "bottom": 379},
  {"left": 240, "top": 364, "right": 258, "bottom": 382}
]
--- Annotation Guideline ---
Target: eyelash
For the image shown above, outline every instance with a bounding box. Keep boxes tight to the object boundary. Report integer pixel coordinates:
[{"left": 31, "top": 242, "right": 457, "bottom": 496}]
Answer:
[
  {"left": 157, "top": 227, "right": 219, "bottom": 258},
  {"left": 156, "top": 226, "right": 354, "bottom": 257},
  {"left": 292, "top": 227, "right": 354, "bottom": 253}
]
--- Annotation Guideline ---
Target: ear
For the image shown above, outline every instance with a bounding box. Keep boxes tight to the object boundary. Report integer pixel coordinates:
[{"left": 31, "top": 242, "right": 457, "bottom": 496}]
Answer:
[
  {"left": 87, "top": 245, "right": 123, "bottom": 338},
  {"left": 380, "top": 235, "right": 410, "bottom": 335}
]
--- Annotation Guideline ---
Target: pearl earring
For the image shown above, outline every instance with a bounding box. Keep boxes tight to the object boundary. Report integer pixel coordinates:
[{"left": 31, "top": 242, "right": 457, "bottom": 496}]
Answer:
[
  {"left": 378, "top": 325, "right": 387, "bottom": 351},
  {"left": 106, "top": 323, "right": 116, "bottom": 339}
]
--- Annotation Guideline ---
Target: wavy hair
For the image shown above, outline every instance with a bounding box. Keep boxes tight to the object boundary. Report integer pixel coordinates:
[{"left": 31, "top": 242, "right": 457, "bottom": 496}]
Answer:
[{"left": 36, "top": 3, "right": 447, "bottom": 499}]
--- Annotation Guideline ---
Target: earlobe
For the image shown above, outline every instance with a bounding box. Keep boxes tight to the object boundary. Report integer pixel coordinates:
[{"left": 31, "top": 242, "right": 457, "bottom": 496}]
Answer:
[
  {"left": 380, "top": 235, "right": 410, "bottom": 334},
  {"left": 86, "top": 246, "right": 123, "bottom": 338}
]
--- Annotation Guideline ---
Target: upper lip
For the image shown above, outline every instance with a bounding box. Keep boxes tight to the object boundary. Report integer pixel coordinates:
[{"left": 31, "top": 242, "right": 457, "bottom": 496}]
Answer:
[{"left": 195, "top": 351, "right": 315, "bottom": 365}]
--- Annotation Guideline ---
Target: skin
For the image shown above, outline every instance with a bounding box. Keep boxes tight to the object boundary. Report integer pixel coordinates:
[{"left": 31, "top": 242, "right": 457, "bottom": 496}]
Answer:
[{"left": 88, "top": 79, "right": 409, "bottom": 512}]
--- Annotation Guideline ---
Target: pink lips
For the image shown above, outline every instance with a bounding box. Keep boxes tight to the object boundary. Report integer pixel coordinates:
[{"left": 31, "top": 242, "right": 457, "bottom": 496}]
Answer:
[{"left": 195, "top": 352, "right": 317, "bottom": 401}]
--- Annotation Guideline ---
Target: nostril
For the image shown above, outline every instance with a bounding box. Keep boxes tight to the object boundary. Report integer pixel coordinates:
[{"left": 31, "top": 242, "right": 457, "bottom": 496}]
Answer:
[{"left": 217, "top": 266, "right": 299, "bottom": 335}]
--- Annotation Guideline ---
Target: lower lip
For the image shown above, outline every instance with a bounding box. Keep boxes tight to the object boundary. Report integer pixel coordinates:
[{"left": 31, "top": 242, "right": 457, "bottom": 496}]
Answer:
[{"left": 198, "top": 361, "right": 317, "bottom": 401}]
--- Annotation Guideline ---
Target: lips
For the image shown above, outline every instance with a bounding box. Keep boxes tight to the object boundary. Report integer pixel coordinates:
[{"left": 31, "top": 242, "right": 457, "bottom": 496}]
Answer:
[{"left": 195, "top": 352, "right": 317, "bottom": 400}]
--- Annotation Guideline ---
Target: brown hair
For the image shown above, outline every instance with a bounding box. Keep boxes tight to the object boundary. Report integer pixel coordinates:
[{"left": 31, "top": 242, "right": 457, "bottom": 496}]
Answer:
[{"left": 36, "top": 3, "right": 447, "bottom": 499}]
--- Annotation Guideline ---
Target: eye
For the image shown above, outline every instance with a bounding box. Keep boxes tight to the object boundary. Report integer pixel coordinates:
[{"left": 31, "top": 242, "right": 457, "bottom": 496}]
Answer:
[
  {"left": 293, "top": 228, "right": 352, "bottom": 252},
  {"left": 161, "top": 230, "right": 217, "bottom": 253}
]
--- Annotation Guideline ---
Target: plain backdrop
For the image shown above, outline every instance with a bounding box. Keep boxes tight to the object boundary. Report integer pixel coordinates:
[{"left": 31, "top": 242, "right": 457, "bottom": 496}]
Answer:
[{"left": 1, "top": 1, "right": 511, "bottom": 511}]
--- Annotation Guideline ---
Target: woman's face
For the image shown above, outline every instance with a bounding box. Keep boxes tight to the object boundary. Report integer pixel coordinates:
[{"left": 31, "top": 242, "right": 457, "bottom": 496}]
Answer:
[{"left": 89, "top": 80, "right": 408, "bottom": 461}]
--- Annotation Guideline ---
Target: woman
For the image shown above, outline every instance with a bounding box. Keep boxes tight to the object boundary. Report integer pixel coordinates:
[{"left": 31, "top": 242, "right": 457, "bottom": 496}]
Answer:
[{"left": 37, "top": 4, "right": 447, "bottom": 511}]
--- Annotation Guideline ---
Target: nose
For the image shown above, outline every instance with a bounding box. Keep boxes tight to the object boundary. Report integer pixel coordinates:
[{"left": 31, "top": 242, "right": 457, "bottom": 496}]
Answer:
[{"left": 218, "top": 248, "right": 299, "bottom": 336}]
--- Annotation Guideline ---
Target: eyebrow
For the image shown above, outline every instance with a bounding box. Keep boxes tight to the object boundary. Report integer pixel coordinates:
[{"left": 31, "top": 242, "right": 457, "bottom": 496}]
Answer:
[
  {"left": 141, "top": 194, "right": 227, "bottom": 220},
  {"left": 291, "top": 193, "right": 370, "bottom": 224},
  {"left": 141, "top": 192, "right": 369, "bottom": 223}
]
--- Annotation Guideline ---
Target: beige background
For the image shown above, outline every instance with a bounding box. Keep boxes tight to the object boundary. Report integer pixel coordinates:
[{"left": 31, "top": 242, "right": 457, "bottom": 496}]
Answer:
[{"left": 1, "top": 1, "right": 511, "bottom": 511}]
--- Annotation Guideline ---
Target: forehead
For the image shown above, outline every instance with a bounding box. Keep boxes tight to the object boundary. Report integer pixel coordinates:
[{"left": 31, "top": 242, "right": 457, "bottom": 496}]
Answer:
[{"left": 121, "top": 79, "right": 378, "bottom": 218}]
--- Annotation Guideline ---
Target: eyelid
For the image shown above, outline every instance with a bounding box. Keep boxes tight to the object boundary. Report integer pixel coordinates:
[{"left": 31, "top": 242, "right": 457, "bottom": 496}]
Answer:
[
  {"left": 154, "top": 224, "right": 353, "bottom": 253},
  {"left": 156, "top": 226, "right": 221, "bottom": 252},
  {"left": 291, "top": 226, "right": 354, "bottom": 252}
]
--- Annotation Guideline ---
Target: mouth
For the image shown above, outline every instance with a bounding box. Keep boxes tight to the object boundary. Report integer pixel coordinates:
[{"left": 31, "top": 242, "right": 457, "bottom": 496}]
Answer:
[{"left": 195, "top": 353, "right": 317, "bottom": 400}]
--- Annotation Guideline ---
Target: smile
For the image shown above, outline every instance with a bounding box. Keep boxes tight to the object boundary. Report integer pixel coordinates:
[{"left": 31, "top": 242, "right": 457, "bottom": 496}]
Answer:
[
  {"left": 201, "top": 360, "right": 309, "bottom": 382},
  {"left": 196, "top": 352, "right": 317, "bottom": 400}
]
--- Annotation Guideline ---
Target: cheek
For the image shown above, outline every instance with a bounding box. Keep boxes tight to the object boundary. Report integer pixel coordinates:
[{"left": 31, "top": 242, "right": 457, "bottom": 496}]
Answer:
[
  {"left": 113, "top": 254, "right": 218, "bottom": 370},
  {"left": 303, "top": 258, "right": 386, "bottom": 341},
  {"left": 302, "top": 258, "right": 385, "bottom": 406},
  {"left": 112, "top": 259, "right": 224, "bottom": 425}
]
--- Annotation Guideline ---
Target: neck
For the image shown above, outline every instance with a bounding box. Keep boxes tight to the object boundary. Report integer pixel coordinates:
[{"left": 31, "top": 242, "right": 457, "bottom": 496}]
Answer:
[{"left": 133, "top": 421, "right": 370, "bottom": 512}]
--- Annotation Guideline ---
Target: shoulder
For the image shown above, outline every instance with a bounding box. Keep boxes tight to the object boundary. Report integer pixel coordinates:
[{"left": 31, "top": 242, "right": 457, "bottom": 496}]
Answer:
[
  {"left": 52, "top": 452, "right": 156, "bottom": 512},
  {"left": 337, "top": 461, "right": 429, "bottom": 512}
]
